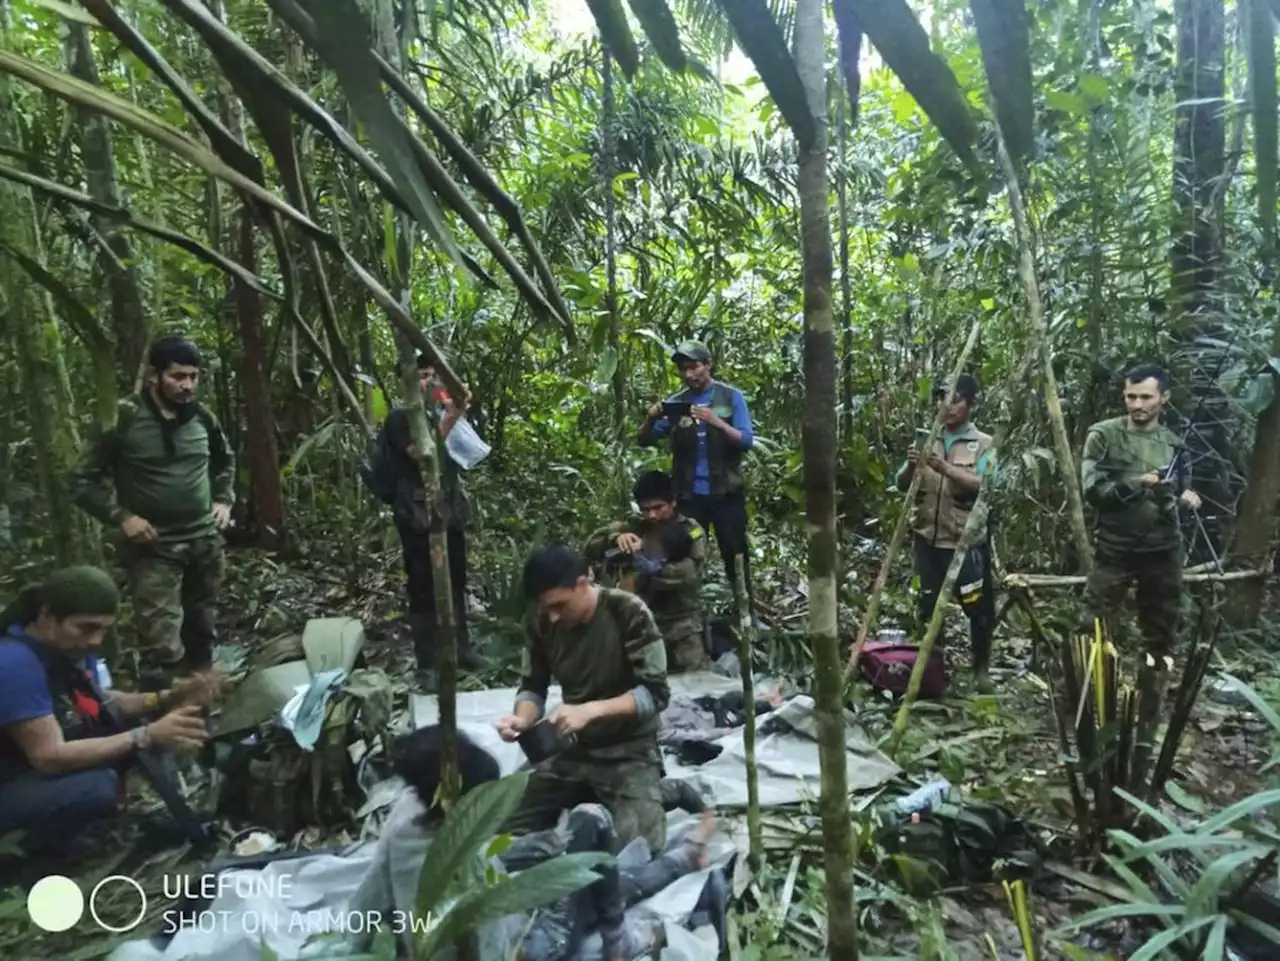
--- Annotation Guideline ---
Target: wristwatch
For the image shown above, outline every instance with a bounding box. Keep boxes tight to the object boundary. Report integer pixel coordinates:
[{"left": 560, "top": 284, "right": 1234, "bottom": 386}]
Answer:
[{"left": 130, "top": 725, "right": 153, "bottom": 752}]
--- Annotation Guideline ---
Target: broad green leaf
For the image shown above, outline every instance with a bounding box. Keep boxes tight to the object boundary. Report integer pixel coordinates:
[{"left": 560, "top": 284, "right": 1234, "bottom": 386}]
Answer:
[
  {"left": 1165, "top": 780, "right": 1207, "bottom": 814},
  {"left": 968, "top": 0, "right": 1033, "bottom": 165},
  {"left": 892, "top": 88, "right": 916, "bottom": 123},
  {"left": 1195, "top": 787, "right": 1280, "bottom": 835},
  {"left": 1220, "top": 672, "right": 1280, "bottom": 733},
  {"left": 414, "top": 771, "right": 532, "bottom": 920},
  {"left": 1054, "top": 901, "right": 1185, "bottom": 936},
  {"left": 837, "top": 0, "right": 978, "bottom": 170},
  {"left": 417, "top": 851, "right": 613, "bottom": 959},
  {"left": 1079, "top": 73, "right": 1109, "bottom": 103},
  {"left": 1129, "top": 915, "right": 1216, "bottom": 961},
  {"left": 1045, "top": 89, "right": 1086, "bottom": 115},
  {"left": 716, "top": 0, "right": 817, "bottom": 151},
  {"left": 595, "top": 346, "right": 620, "bottom": 383},
  {"left": 1184, "top": 849, "right": 1261, "bottom": 920},
  {"left": 26, "top": 0, "right": 100, "bottom": 24},
  {"left": 1248, "top": 0, "right": 1277, "bottom": 255},
  {"left": 1201, "top": 915, "right": 1228, "bottom": 960},
  {"left": 297, "top": 0, "right": 463, "bottom": 269}
]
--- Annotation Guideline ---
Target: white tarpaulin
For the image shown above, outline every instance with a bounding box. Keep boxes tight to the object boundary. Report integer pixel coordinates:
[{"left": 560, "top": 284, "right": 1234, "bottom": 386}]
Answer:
[{"left": 410, "top": 670, "right": 900, "bottom": 808}]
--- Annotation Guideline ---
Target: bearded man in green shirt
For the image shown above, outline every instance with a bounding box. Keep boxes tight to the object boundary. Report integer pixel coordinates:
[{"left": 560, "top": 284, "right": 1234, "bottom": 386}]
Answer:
[
  {"left": 72, "top": 337, "right": 234, "bottom": 683},
  {"left": 1080, "top": 363, "right": 1203, "bottom": 656},
  {"left": 495, "top": 544, "right": 670, "bottom": 853}
]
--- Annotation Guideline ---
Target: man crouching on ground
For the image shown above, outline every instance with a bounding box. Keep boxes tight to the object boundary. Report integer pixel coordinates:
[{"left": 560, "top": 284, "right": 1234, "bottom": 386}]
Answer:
[{"left": 495, "top": 544, "right": 669, "bottom": 853}]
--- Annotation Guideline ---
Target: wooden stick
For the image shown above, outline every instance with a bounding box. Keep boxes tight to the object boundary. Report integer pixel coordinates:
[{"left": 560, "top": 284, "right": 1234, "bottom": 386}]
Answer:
[
  {"left": 733, "top": 555, "right": 762, "bottom": 872},
  {"left": 1004, "top": 569, "right": 1266, "bottom": 588},
  {"left": 843, "top": 317, "right": 981, "bottom": 685}
]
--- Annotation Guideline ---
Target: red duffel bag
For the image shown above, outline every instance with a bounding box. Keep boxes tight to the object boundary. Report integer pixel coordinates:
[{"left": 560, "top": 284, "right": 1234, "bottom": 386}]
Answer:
[{"left": 859, "top": 641, "right": 947, "bottom": 698}]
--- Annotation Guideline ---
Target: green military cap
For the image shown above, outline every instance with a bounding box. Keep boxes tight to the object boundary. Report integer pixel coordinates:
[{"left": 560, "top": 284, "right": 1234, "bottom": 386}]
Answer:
[{"left": 671, "top": 340, "right": 712, "bottom": 364}]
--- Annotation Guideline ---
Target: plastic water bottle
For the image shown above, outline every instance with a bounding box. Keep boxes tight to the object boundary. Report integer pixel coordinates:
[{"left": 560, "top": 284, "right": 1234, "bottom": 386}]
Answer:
[{"left": 892, "top": 778, "right": 952, "bottom": 816}]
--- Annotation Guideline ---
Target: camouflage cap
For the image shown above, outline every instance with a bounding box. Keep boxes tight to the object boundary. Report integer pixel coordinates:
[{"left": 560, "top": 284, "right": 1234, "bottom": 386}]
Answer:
[{"left": 671, "top": 340, "right": 712, "bottom": 364}]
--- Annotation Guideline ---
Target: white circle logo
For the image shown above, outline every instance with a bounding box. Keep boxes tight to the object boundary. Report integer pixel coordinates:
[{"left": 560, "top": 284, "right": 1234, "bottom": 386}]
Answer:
[
  {"left": 89, "top": 875, "right": 147, "bottom": 933},
  {"left": 27, "top": 875, "right": 84, "bottom": 932}
]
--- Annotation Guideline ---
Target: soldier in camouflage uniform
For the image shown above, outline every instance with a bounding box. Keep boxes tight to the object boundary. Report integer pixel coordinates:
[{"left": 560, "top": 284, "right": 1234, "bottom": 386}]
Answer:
[
  {"left": 72, "top": 337, "right": 234, "bottom": 682},
  {"left": 585, "top": 471, "right": 710, "bottom": 673},
  {"left": 1081, "top": 363, "right": 1202, "bottom": 656},
  {"left": 496, "top": 544, "right": 670, "bottom": 853}
]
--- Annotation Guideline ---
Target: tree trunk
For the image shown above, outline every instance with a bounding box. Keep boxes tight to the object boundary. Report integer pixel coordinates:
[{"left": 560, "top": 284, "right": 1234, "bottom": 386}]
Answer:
[
  {"left": 602, "top": 47, "right": 624, "bottom": 437},
  {"left": 206, "top": 5, "right": 284, "bottom": 545},
  {"left": 836, "top": 73, "right": 854, "bottom": 448},
  {"left": 0, "top": 3, "right": 77, "bottom": 564},
  {"left": 1171, "top": 0, "right": 1231, "bottom": 555},
  {"left": 795, "top": 1, "right": 857, "bottom": 957},
  {"left": 63, "top": 20, "right": 146, "bottom": 399}
]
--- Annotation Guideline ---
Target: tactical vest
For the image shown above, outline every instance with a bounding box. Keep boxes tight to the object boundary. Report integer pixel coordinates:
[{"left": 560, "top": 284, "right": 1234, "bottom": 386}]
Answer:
[
  {"left": 668, "top": 382, "right": 744, "bottom": 500},
  {"left": 913, "top": 427, "right": 994, "bottom": 549}
]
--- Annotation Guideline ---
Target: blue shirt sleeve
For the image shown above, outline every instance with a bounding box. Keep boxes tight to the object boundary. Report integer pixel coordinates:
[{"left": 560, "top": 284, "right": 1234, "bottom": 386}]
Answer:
[
  {"left": 0, "top": 643, "right": 53, "bottom": 728},
  {"left": 730, "top": 390, "right": 754, "bottom": 450},
  {"left": 651, "top": 417, "right": 672, "bottom": 439}
]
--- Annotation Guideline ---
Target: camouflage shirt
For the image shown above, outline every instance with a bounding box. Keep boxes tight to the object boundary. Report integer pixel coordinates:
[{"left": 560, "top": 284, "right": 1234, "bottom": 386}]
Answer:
[
  {"left": 517, "top": 588, "right": 669, "bottom": 757},
  {"left": 583, "top": 515, "right": 705, "bottom": 633},
  {"left": 1081, "top": 415, "right": 1186, "bottom": 554}
]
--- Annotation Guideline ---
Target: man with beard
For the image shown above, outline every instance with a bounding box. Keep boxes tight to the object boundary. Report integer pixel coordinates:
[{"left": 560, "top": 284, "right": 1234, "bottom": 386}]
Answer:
[
  {"left": 585, "top": 471, "right": 709, "bottom": 673},
  {"left": 72, "top": 336, "right": 233, "bottom": 684},
  {"left": 1081, "top": 363, "right": 1202, "bottom": 656},
  {"left": 637, "top": 341, "right": 754, "bottom": 607}
]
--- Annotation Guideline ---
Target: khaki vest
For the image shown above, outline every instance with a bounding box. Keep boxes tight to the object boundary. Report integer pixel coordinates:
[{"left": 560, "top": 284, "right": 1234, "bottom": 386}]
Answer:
[{"left": 913, "top": 427, "right": 994, "bottom": 549}]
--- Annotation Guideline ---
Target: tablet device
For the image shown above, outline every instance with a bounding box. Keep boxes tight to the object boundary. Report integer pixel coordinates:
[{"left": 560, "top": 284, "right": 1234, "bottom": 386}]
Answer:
[{"left": 663, "top": 401, "right": 693, "bottom": 421}]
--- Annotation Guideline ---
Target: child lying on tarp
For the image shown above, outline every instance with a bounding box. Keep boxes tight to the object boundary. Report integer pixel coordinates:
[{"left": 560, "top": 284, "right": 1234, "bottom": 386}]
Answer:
[{"left": 345, "top": 725, "right": 721, "bottom": 960}]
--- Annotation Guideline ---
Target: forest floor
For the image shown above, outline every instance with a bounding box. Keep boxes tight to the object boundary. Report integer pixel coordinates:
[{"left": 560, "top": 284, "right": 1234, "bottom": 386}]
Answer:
[{"left": 1, "top": 535, "right": 1276, "bottom": 961}]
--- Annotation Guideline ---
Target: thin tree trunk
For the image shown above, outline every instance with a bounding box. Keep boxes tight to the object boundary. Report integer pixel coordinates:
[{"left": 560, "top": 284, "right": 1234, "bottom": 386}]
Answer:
[
  {"left": 733, "top": 556, "right": 762, "bottom": 871},
  {"left": 995, "top": 128, "right": 1094, "bottom": 573},
  {"left": 1172, "top": 0, "right": 1231, "bottom": 553},
  {"left": 602, "top": 47, "right": 624, "bottom": 436},
  {"left": 837, "top": 81, "right": 853, "bottom": 447},
  {"left": 372, "top": 0, "right": 461, "bottom": 816},
  {"left": 205, "top": 26, "right": 285, "bottom": 545},
  {"left": 63, "top": 20, "right": 145, "bottom": 398},
  {"left": 795, "top": 0, "right": 857, "bottom": 957}
]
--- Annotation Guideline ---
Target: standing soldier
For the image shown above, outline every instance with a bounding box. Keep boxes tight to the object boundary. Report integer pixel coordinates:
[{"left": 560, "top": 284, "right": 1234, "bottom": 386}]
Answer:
[
  {"left": 638, "top": 341, "right": 755, "bottom": 602},
  {"left": 72, "top": 337, "right": 233, "bottom": 684},
  {"left": 585, "top": 471, "right": 710, "bottom": 673},
  {"left": 1080, "top": 363, "right": 1201, "bottom": 654},
  {"left": 896, "top": 374, "right": 997, "bottom": 690}
]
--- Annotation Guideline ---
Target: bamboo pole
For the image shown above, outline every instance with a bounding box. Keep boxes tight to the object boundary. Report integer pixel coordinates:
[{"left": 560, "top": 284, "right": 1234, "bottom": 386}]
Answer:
[
  {"left": 843, "top": 317, "right": 981, "bottom": 684},
  {"left": 993, "top": 124, "right": 1093, "bottom": 573},
  {"left": 888, "top": 480, "right": 993, "bottom": 756},
  {"left": 733, "top": 555, "right": 762, "bottom": 871}
]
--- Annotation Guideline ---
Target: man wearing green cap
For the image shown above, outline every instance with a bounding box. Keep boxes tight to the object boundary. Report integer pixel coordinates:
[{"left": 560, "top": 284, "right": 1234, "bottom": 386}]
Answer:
[
  {"left": 72, "top": 335, "right": 234, "bottom": 683},
  {"left": 0, "top": 567, "right": 214, "bottom": 856},
  {"left": 638, "top": 341, "right": 755, "bottom": 602}
]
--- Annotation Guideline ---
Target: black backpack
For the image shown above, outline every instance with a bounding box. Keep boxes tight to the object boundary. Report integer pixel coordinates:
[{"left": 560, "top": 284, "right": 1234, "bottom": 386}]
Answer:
[{"left": 359, "top": 425, "right": 399, "bottom": 505}]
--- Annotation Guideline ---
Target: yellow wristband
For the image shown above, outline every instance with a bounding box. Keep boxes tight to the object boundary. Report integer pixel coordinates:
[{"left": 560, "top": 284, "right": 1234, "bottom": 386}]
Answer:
[{"left": 144, "top": 692, "right": 161, "bottom": 712}]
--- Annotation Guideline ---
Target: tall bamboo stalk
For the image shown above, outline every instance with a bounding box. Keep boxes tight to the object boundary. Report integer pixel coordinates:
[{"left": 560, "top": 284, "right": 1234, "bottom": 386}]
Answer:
[
  {"left": 994, "top": 125, "right": 1093, "bottom": 573},
  {"left": 843, "top": 317, "right": 981, "bottom": 686}
]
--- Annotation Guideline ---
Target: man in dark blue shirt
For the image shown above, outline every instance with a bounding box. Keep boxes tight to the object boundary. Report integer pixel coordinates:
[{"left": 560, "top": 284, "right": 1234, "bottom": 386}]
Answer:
[
  {"left": 638, "top": 341, "right": 755, "bottom": 607},
  {"left": 0, "top": 567, "right": 213, "bottom": 858}
]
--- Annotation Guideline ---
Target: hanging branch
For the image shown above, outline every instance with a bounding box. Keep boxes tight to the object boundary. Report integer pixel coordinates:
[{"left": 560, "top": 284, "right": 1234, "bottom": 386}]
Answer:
[
  {"left": 843, "top": 316, "right": 981, "bottom": 686},
  {"left": 994, "top": 123, "right": 1094, "bottom": 572}
]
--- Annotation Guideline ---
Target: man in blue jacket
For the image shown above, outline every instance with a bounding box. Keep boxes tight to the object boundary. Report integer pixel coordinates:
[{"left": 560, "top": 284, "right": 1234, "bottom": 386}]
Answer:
[{"left": 638, "top": 341, "right": 755, "bottom": 606}]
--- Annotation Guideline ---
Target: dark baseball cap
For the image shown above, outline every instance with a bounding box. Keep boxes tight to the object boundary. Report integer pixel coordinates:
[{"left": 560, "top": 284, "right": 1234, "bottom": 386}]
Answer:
[
  {"left": 934, "top": 373, "right": 980, "bottom": 401},
  {"left": 671, "top": 340, "right": 712, "bottom": 364}
]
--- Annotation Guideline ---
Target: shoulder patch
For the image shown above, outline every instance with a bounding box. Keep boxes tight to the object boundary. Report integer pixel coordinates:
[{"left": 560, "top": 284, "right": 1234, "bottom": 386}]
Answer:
[{"left": 688, "top": 525, "right": 703, "bottom": 540}]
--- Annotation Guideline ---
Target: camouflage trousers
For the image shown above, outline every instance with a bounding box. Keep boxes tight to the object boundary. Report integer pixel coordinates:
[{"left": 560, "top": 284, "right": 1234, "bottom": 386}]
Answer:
[
  {"left": 1082, "top": 546, "right": 1182, "bottom": 656},
  {"left": 658, "top": 617, "right": 710, "bottom": 674},
  {"left": 122, "top": 535, "right": 224, "bottom": 672},
  {"left": 503, "top": 743, "right": 666, "bottom": 854}
]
